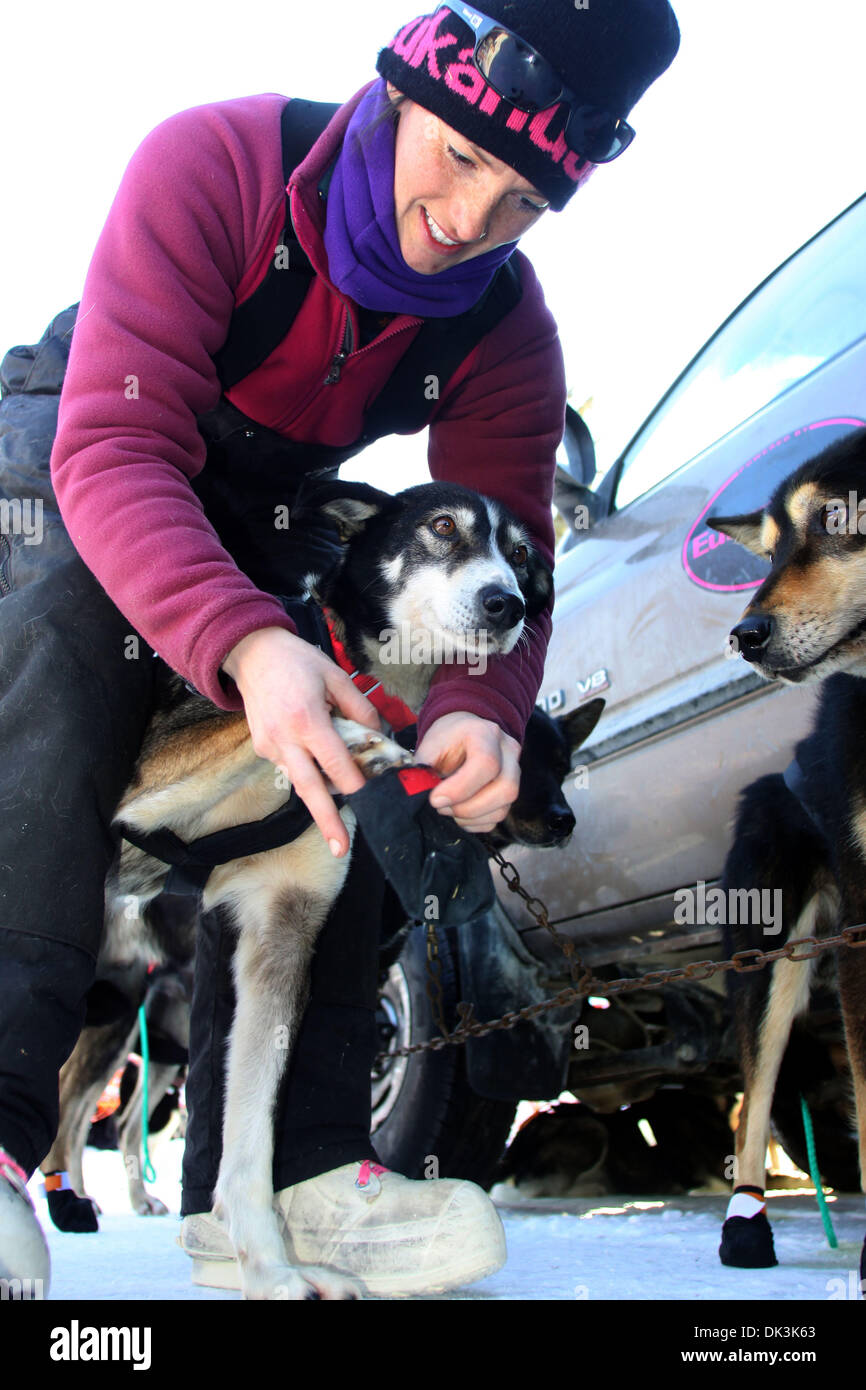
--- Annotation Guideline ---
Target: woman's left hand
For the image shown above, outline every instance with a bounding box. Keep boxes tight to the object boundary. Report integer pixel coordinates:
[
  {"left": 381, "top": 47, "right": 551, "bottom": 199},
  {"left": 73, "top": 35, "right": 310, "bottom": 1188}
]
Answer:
[{"left": 414, "top": 711, "right": 521, "bottom": 834}]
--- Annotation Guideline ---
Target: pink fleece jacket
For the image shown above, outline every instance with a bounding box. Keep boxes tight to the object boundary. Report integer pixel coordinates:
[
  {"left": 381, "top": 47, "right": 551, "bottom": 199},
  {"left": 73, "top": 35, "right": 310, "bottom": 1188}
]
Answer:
[{"left": 50, "top": 83, "right": 566, "bottom": 745}]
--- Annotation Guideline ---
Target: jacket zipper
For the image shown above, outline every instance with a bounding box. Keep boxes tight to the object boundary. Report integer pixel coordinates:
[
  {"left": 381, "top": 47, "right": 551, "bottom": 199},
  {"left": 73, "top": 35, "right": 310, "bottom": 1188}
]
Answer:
[
  {"left": 323, "top": 309, "right": 355, "bottom": 385},
  {"left": 322, "top": 311, "right": 424, "bottom": 390},
  {"left": 0, "top": 534, "right": 11, "bottom": 597},
  {"left": 322, "top": 305, "right": 429, "bottom": 388}
]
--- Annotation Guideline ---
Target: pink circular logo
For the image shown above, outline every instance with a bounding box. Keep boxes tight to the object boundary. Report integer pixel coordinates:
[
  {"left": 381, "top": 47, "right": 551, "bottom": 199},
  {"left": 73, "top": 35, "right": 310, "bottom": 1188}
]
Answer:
[{"left": 682, "top": 419, "right": 866, "bottom": 592}]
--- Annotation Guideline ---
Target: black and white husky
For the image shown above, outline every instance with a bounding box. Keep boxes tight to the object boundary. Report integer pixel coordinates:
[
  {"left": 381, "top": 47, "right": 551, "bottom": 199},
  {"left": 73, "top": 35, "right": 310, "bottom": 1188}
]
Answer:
[{"left": 106, "top": 480, "right": 553, "bottom": 1299}]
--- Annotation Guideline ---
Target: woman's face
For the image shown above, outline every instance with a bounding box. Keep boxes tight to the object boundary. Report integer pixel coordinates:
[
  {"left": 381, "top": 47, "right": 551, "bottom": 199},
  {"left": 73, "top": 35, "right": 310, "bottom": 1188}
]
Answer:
[{"left": 389, "top": 87, "right": 550, "bottom": 275}]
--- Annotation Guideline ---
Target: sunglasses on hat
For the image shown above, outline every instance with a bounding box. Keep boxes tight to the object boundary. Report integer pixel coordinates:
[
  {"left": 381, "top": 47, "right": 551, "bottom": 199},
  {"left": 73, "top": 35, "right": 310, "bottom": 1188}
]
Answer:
[{"left": 438, "top": 2, "right": 636, "bottom": 164}]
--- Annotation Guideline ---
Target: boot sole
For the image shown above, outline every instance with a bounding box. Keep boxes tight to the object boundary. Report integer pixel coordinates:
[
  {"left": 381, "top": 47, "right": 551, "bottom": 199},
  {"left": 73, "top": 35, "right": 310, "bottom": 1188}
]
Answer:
[
  {"left": 189, "top": 1256, "right": 241, "bottom": 1291},
  {"left": 188, "top": 1246, "right": 504, "bottom": 1297}
]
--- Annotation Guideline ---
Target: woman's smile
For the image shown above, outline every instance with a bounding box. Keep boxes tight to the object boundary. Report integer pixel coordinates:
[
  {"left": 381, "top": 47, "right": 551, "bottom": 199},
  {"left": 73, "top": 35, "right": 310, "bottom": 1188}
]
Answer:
[{"left": 419, "top": 207, "right": 468, "bottom": 255}]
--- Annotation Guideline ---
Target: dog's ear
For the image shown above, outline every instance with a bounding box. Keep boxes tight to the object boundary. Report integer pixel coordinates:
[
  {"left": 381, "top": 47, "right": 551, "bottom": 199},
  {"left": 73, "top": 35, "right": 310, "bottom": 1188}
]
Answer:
[
  {"left": 319, "top": 496, "right": 382, "bottom": 541},
  {"left": 560, "top": 697, "right": 605, "bottom": 754},
  {"left": 301, "top": 481, "right": 396, "bottom": 541},
  {"left": 706, "top": 509, "right": 765, "bottom": 556},
  {"left": 522, "top": 553, "right": 554, "bottom": 619}
]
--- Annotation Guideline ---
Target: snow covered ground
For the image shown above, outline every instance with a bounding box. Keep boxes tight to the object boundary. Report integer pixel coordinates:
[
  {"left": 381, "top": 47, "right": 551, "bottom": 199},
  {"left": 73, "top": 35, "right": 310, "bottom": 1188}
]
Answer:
[{"left": 28, "top": 1135, "right": 866, "bottom": 1303}]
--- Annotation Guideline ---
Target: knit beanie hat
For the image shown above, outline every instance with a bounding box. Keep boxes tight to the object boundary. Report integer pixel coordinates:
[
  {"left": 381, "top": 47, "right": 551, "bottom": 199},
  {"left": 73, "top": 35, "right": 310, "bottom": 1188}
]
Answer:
[{"left": 376, "top": 1, "right": 680, "bottom": 210}]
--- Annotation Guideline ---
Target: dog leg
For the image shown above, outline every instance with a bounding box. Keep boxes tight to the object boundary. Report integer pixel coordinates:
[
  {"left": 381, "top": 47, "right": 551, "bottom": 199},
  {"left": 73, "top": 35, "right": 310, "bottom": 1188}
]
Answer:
[
  {"left": 115, "top": 1059, "right": 181, "bottom": 1216},
  {"left": 168, "top": 717, "right": 408, "bottom": 1301},
  {"left": 835, "top": 944, "right": 866, "bottom": 1294},
  {"left": 41, "top": 1076, "right": 104, "bottom": 1233},
  {"left": 720, "top": 891, "right": 831, "bottom": 1267},
  {"left": 210, "top": 833, "right": 361, "bottom": 1300},
  {"left": 208, "top": 727, "right": 411, "bottom": 1299},
  {"left": 330, "top": 717, "right": 414, "bottom": 776},
  {"left": 41, "top": 1013, "right": 139, "bottom": 1233}
]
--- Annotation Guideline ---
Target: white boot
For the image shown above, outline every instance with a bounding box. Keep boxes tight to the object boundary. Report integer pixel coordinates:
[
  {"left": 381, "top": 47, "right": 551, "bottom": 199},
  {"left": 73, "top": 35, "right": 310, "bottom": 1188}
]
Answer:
[
  {"left": 178, "top": 1210, "right": 239, "bottom": 1290},
  {"left": 278, "top": 1161, "right": 507, "bottom": 1297},
  {"left": 0, "top": 1150, "right": 50, "bottom": 1299},
  {"left": 180, "top": 1161, "right": 506, "bottom": 1297}
]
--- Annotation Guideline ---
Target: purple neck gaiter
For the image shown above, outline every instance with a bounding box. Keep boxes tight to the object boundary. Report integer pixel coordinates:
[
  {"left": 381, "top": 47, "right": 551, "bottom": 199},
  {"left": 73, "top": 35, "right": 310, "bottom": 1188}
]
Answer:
[{"left": 323, "top": 80, "right": 517, "bottom": 318}]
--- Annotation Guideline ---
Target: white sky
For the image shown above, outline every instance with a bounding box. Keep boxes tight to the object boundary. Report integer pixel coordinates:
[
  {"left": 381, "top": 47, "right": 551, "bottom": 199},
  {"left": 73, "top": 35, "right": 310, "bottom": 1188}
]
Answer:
[{"left": 2, "top": 0, "right": 864, "bottom": 489}]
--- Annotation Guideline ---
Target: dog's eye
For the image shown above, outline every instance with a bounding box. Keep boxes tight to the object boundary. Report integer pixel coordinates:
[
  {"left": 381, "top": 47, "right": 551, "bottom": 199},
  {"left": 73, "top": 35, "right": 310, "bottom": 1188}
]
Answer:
[
  {"left": 431, "top": 515, "right": 456, "bottom": 537},
  {"left": 510, "top": 544, "right": 528, "bottom": 566}
]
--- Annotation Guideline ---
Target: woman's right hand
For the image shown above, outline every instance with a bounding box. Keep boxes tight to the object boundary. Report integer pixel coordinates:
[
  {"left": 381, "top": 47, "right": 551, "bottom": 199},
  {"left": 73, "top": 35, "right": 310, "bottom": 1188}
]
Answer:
[{"left": 221, "top": 626, "right": 382, "bottom": 858}]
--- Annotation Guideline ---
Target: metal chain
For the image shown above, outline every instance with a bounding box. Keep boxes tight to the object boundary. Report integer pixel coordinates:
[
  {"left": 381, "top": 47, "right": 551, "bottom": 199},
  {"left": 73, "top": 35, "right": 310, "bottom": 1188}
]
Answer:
[
  {"left": 375, "top": 851, "right": 866, "bottom": 1062},
  {"left": 424, "top": 919, "right": 450, "bottom": 1040},
  {"left": 488, "top": 850, "right": 596, "bottom": 995}
]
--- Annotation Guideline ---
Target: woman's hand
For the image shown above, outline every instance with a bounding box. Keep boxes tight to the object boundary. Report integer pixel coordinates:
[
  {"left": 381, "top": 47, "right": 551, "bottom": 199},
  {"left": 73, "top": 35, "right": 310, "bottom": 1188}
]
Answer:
[
  {"left": 414, "top": 711, "right": 521, "bottom": 834},
  {"left": 222, "top": 626, "right": 382, "bottom": 858}
]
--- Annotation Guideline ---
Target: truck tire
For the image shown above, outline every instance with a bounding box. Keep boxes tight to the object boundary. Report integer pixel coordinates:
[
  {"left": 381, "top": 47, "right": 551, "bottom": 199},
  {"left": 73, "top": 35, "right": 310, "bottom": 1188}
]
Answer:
[{"left": 371, "top": 923, "right": 516, "bottom": 1190}]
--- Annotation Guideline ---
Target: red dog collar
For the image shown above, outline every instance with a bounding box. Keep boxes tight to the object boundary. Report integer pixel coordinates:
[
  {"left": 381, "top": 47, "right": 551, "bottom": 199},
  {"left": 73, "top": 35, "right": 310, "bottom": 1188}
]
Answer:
[{"left": 324, "top": 610, "right": 418, "bottom": 733}]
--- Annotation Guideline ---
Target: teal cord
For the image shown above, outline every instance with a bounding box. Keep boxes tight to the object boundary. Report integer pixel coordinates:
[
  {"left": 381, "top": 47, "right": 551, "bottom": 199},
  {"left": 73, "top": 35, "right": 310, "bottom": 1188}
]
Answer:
[
  {"left": 799, "top": 1093, "right": 837, "bottom": 1248},
  {"left": 137, "top": 1004, "right": 157, "bottom": 1184}
]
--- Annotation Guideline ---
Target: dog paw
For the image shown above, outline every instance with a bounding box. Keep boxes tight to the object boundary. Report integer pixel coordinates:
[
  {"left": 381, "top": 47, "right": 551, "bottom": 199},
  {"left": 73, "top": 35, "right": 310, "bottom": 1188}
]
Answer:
[
  {"left": 719, "top": 1212, "right": 778, "bottom": 1268},
  {"left": 46, "top": 1188, "right": 99, "bottom": 1234},
  {"left": 132, "top": 1193, "right": 169, "bottom": 1217},
  {"left": 333, "top": 717, "right": 413, "bottom": 779},
  {"left": 241, "top": 1262, "right": 362, "bottom": 1301}
]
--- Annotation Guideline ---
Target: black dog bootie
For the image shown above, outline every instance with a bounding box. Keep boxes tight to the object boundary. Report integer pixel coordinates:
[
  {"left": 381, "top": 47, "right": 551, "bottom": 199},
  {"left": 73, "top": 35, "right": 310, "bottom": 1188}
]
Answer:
[{"left": 346, "top": 766, "right": 495, "bottom": 928}]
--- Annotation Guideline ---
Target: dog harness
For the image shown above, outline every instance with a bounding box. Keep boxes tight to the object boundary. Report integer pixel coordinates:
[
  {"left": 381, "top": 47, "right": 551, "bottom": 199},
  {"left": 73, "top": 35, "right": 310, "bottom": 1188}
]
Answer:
[
  {"left": 116, "top": 719, "right": 495, "bottom": 926},
  {"left": 117, "top": 792, "right": 319, "bottom": 899},
  {"left": 115, "top": 597, "right": 340, "bottom": 897},
  {"left": 114, "top": 593, "right": 428, "bottom": 900}
]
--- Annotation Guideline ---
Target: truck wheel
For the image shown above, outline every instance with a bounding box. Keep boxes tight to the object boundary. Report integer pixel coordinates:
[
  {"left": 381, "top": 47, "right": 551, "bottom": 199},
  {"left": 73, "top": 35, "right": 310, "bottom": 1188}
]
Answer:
[{"left": 371, "top": 924, "right": 516, "bottom": 1190}]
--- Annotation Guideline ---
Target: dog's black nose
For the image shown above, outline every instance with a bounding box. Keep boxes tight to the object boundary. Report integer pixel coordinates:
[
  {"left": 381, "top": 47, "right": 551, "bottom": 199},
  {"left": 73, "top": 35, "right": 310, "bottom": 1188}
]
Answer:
[
  {"left": 547, "top": 807, "right": 575, "bottom": 840},
  {"left": 480, "top": 585, "right": 525, "bottom": 631},
  {"left": 730, "top": 614, "right": 773, "bottom": 659}
]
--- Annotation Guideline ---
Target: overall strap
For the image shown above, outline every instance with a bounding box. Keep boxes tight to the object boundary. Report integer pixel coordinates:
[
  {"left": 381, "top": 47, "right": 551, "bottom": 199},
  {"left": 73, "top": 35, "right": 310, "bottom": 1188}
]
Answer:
[{"left": 212, "top": 99, "right": 339, "bottom": 391}]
